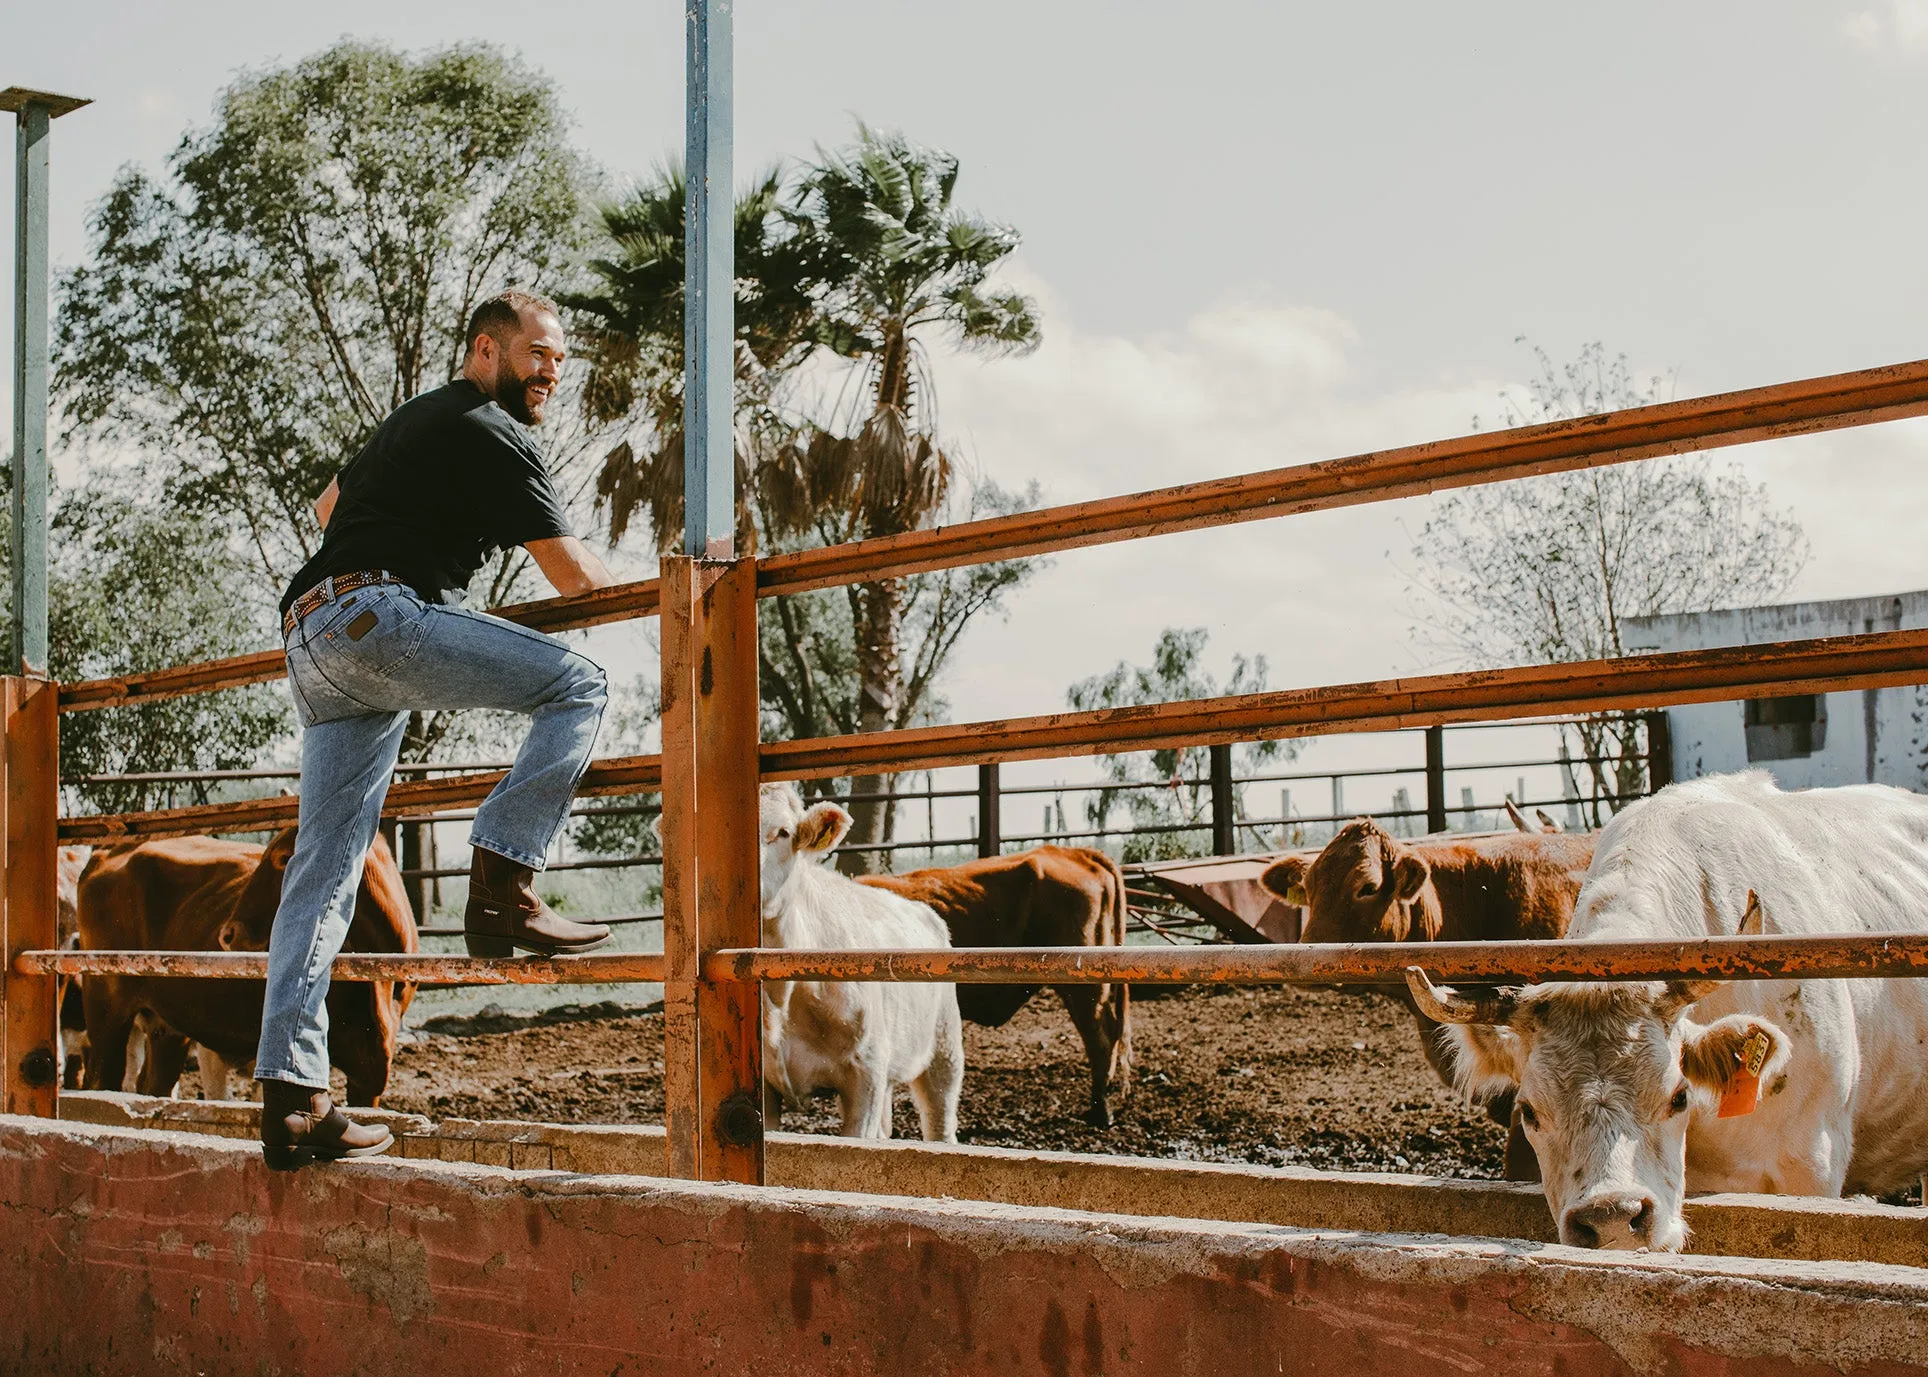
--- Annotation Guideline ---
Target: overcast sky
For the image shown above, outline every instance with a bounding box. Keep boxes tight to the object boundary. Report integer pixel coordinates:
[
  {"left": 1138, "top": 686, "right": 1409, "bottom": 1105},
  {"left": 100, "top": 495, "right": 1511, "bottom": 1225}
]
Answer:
[{"left": 6, "top": 1, "right": 1928, "bottom": 793}]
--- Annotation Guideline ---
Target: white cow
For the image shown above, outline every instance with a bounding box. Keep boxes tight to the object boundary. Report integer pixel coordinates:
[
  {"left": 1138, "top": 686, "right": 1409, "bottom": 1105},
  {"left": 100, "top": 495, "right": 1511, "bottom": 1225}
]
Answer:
[
  {"left": 1414, "top": 771, "right": 1928, "bottom": 1251},
  {"left": 758, "top": 783, "right": 964, "bottom": 1141}
]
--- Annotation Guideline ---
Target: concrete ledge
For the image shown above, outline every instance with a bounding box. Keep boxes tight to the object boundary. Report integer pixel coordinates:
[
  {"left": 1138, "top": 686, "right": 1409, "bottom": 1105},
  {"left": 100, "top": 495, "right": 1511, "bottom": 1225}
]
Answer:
[
  {"left": 59, "top": 1089, "right": 431, "bottom": 1146},
  {"left": 4, "top": 1115, "right": 1928, "bottom": 1376},
  {"left": 55, "top": 1093, "right": 1928, "bottom": 1270}
]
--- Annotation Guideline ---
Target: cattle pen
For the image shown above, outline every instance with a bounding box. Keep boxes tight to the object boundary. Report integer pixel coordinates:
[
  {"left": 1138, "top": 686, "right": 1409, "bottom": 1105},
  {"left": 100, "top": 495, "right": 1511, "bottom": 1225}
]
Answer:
[{"left": 9, "top": 29, "right": 1928, "bottom": 1377}]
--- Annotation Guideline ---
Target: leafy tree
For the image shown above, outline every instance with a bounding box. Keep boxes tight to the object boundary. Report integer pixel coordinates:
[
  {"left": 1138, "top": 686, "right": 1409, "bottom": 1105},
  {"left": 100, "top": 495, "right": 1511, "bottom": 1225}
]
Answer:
[
  {"left": 52, "top": 38, "right": 608, "bottom": 834},
  {"left": 56, "top": 39, "right": 594, "bottom": 588},
  {"left": 1408, "top": 342, "right": 1810, "bottom": 819},
  {"left": 0, "top": 471, "right": 290, "bottom": 816},
  {"left": 1067, "top": 629, "right": 1291, "bottom": 862}
]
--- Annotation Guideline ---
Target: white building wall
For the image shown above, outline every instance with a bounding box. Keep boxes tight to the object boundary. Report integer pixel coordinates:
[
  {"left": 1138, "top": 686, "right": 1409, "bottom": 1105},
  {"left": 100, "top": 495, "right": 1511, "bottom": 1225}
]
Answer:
[{"left": 1622, "top": 591, "right": 1928, "bottom": 793}]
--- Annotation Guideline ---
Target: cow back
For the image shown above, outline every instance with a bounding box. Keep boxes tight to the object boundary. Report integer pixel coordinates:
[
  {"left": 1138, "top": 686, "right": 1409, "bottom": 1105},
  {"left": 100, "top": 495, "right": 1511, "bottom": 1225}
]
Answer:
[
  {"left": 1422, "top": 832, "right": 1595, "bottom": 941},
  {"left": 864, "top": 846, "right": 1124, "bottom": 948},
  {"left": 77, "top": 837, "right": 263, "bottom": 953}
]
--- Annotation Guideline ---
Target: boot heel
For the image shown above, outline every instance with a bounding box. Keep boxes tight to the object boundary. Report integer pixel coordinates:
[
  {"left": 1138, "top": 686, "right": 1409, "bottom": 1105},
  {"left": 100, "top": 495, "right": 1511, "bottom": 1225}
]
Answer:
[
  {"left": 262, "top": 1144, "right": 304, "bottom": 1172},
  {"left": 464, "top": 932, "right": 515, "bottom": 957}
]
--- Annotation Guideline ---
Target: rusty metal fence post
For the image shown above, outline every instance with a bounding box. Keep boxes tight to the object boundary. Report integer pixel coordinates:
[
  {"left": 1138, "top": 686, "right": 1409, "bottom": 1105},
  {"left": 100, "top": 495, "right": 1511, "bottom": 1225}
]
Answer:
[
  {"left": 1425, "top": 725, "right": 1447, "bottom": 833},
  {"left": 1208, "top": 743, "right": 1235, "bottom": 856},
  {"left": 660, "top": 557, "right": 762, "bottom": 1183},
  {"left": 1, "top": 677, "right": 59, "bottom": 1115},
  {"left": 1644, "top": 710, "right": 1674, "bottom": 791},
  {"left": 977, "top": 763, "right": 1000, "bottom": 858}
]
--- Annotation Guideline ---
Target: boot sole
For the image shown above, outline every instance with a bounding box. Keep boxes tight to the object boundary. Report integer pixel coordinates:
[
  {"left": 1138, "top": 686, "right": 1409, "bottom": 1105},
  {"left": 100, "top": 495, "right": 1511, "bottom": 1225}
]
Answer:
[
  {"left": 464, "top": 932, "right": 612, "bottom": 958},
  {"left": 262, "top": 1130, "right": 394, "bottom": 1172}
]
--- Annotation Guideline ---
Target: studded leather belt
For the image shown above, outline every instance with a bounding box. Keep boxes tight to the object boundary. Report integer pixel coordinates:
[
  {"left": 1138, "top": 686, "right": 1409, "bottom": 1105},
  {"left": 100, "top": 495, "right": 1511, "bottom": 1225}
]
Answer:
[{"left": 282, "top": 570, "right": 406, "bottom": 639}]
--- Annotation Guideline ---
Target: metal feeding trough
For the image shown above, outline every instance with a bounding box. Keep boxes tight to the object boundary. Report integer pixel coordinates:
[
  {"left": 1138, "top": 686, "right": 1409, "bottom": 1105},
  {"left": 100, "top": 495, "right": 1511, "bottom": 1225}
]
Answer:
[{"left": 1130, "top": 851, "right": 1313, "bottom": 943}]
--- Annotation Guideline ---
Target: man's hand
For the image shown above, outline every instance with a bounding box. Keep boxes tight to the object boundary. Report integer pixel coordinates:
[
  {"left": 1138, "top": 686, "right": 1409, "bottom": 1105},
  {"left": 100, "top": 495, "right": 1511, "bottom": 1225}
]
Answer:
[
  {"left": 313, "top": 477, "right": 340, "bottom": 531},
  {"left": 526, "top": 536, "right": 617, "bottom": 598}
]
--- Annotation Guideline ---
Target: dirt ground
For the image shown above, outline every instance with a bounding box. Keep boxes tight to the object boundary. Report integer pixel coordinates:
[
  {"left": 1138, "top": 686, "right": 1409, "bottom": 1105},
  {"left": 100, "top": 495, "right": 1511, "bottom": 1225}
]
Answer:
[{"left": 365, "top": 984, "right": 1512, "bottom": 1178}]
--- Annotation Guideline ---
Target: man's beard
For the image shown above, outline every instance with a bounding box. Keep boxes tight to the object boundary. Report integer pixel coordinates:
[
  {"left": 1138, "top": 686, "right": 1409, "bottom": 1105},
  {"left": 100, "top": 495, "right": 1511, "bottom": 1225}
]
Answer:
[{"left": 493, "top": 356, "right": 550, "bottom": 425}]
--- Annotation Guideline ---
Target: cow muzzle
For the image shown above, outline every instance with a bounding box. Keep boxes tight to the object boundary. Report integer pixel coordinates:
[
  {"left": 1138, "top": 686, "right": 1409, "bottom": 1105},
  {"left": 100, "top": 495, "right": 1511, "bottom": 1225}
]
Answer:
[{"left": 1560, "top": 1193, "right": 1656, "bottom": 1250}]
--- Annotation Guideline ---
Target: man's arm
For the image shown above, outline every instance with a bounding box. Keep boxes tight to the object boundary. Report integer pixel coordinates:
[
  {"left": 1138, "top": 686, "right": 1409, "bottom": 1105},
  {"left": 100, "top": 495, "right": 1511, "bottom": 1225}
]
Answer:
[
  {"left": 526, "top": 536, "right": 617, "bottom": 598},
  {"left": 313, "top": 477, "right": 340, "bottom": 531}
]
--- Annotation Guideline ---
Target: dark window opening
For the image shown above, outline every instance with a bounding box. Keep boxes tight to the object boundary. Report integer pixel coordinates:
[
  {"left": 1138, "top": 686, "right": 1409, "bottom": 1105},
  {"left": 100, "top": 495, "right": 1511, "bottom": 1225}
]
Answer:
[{"left": 1744, "top": 695, "right": 1826, "bottom": 761}]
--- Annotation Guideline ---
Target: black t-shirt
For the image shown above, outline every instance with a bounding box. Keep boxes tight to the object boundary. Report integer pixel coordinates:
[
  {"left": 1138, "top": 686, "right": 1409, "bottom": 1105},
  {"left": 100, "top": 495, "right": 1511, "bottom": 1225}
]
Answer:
[{"left": 281, "top": 380, "right": 573, "bottom": 613}]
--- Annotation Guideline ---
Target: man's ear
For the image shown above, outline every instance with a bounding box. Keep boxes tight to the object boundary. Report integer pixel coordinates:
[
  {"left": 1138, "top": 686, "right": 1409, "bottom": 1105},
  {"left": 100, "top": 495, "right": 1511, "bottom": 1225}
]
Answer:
[
  {"left": 1261, "top": 856, "right": 1309, "bottom": 906},
  {"left": 794, "top": 803, "right": 853, "bottom": 856},
  {"left": 1393, "top": 853, "right": 1431, "bottom": 902},
  {"left": 1680, "top": 1014, "right": 1792, "bottom": 1118}
]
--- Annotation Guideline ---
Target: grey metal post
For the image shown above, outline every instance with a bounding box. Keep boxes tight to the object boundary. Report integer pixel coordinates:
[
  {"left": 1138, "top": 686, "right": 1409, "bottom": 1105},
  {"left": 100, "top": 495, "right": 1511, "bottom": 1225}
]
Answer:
[
  {"left": 1424, "top": 724, "right": 1447, "bottom": 833},
  {"left": 683, "top": 1, "right": 735, "bottom": 557},
  {"left": 1209, "top": 743, "right": 1235, "bottom": 856},
  {"left": 4, "top": 90, "right": 87, "bottom": 678}
]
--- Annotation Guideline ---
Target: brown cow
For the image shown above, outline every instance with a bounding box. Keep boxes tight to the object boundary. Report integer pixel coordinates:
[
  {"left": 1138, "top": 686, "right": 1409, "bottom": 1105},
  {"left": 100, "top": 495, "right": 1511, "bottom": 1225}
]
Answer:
[
  {"left": 78, "top": 828, "right": 416, "bottom": 1105},
  {"left": 1260, "top": 818, "right": 1593, "bottom": 1179},
  {"left": 862, "top": 846, "right": 1132, "bottom": 1127}
]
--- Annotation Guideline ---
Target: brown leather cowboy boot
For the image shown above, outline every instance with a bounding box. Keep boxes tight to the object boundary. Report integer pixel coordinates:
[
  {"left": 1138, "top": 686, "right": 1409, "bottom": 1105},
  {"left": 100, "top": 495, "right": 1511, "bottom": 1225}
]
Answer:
[
  {"left": 463, "top": 846, "right": 611, "bottom": 956},
  {"left": 259, "top": 1078, "right": 392, "bottom": 1170}
]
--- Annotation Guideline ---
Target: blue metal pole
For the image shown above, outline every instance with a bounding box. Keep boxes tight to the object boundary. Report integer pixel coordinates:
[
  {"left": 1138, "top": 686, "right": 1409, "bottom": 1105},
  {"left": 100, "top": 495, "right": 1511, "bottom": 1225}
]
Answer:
[
  {"left": 4, "top": 89, "right": 88, "bottom": 679},
  {"left": 683, "top": 0, "right": 735, "bottom": 558}
]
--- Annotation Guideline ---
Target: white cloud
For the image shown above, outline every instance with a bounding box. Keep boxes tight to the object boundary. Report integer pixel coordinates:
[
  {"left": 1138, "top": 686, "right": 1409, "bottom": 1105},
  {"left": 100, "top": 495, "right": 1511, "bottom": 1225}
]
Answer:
[
  {"left": 1844, "top": 1, "right": 1928, "bottom": 52},
  {"left": 926, "top": 271, "right": 1501, "bottom": 729}
]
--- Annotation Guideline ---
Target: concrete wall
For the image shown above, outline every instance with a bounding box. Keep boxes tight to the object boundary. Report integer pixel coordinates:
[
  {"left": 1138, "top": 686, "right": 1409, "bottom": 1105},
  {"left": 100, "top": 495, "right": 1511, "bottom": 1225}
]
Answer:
[
  {"left": 6, "top": 1116, "right": 1928, "bottom": 1376},
  {"left": 1624, "top": 590, "right": 1928, "bottom": 789},
  {"left": 59, "top": 1093, "right": 1928, "bottom": 1270}
]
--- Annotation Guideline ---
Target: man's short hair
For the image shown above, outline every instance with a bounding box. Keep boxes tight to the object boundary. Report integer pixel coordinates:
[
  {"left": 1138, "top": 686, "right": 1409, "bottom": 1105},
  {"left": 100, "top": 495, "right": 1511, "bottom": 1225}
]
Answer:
[{"left": 465, "top": 289, "right": 561, "bottom": 354}]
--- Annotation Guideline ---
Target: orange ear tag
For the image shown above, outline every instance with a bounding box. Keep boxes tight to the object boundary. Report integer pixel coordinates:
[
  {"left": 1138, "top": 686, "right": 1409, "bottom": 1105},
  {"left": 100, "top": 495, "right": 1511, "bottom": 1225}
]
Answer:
[{"left": 1717, "top": 1031, "right": 1772, "bottom": 1119}]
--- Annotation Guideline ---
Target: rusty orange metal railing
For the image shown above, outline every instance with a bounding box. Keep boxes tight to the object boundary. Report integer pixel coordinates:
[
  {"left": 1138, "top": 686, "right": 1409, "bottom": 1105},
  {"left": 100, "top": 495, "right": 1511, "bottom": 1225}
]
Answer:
[{"left": 15, "top": 356, "right": 1928, "bottom": 1180}]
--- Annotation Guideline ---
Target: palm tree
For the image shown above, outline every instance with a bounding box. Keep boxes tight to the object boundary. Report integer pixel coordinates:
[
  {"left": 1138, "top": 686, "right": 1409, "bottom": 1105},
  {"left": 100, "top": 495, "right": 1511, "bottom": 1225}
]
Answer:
[
  {"left": 565, "top": 132, "right": 1040, "bottom": 867},
  {"left": 559, "top": 162, "right": 821, "bottom": 552},
  {"left": 771, "top": 125, "right": 1040, "bottom": 864}
]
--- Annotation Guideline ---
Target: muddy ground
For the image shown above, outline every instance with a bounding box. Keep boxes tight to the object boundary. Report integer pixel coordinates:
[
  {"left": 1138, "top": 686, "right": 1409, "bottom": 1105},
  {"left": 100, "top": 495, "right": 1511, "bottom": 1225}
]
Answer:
[{"left": 362, "top": 984, "right": 1512, "bottom": 1177}]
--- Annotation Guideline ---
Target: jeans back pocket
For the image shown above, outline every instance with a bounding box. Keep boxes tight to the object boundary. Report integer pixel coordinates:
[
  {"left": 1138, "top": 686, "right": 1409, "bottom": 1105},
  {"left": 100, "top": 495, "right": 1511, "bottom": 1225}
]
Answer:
[{"left": 322, "top": 588, "right": 430, "bottom": 679}]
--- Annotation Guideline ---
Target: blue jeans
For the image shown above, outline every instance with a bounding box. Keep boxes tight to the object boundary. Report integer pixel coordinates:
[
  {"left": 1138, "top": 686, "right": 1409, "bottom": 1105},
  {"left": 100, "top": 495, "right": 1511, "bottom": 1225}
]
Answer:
[{"left": 255, "top": 580, "right": 608, "bottom": 1088}]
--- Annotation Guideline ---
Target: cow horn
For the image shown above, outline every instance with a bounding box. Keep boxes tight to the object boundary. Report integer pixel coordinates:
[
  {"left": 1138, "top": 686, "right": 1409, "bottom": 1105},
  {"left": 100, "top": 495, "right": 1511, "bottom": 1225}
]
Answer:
[{"left": 1405, "top": 966, "right": 1517, "bottom": 1025}]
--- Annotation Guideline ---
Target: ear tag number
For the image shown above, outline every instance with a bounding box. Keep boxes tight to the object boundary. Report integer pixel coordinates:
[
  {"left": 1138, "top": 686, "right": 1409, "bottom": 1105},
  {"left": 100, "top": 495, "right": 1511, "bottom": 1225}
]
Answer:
[{"left": 1717, "top": 1031, "right": 1772, "bottom": 1119}]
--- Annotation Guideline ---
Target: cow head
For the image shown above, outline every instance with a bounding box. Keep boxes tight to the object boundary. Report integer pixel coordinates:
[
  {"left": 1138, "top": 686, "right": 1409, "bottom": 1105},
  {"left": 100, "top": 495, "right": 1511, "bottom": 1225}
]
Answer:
[
  {"left": 220, "top": 829, "right": 300, "bottom": 951},
  {"left": 1261, "top": 819, "right": 1441, "bottom": 944},
  {"left": 758, "top": 783, "right": 852, "bottom": 915},
  {"left": 1410, "top": 894, "right": 1791, "bottom": 1252}
]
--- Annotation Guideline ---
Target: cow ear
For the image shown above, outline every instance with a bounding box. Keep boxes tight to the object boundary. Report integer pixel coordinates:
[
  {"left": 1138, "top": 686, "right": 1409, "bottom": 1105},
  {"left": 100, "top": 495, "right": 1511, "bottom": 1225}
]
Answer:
[
  {"left": 794, "top": 803, "right": 853, "bottom": 855},
  {"left": 1680, "top": 1014, "right": 1791, "bottom": 1118},
  {"left": 1435, "top": 1022, "right": 1529, "bottom": 1100},
  {"left": 1261, "top": 856, "right": 1309, "bottom": 906},
  {"left": 1393, "top": 853, "right": 1430, "bottom": 902}
]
